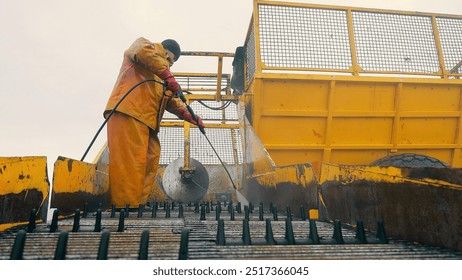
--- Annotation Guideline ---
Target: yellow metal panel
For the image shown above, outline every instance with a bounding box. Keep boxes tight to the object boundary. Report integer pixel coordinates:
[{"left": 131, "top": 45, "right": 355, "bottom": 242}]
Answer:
[
  {"left": 0, "top": 156, "right": 49, "bottom": 229},
  {"left": 246, "top": 73, "right": 462, "bottom": 172},
  {"left": 331, "top": 118, "right": 393, "bottom": 145},
  {"left": 261, "top": 79, "right": 329, "bottom": 111},
  {"left": 269, "top": 150, "right": 324, "bottom": 174},
  {"left": 329, "top": 150, "right": 388, "bottom": 166},
  {"left": 400, "top": 84, "right": 460, "bottom": 111},
  {"left": 52, "top": 157, "right": 108, "bottom": 195},
  {"left": 333, "top": 82, "right": 396, "bottom": 111},
  {"left": 259, "top": 116, "right": 326, "bottom": 145},
  {"left": 399, "top": 118, "right": 457, "bottom": 144},
  {"left": 0, "top": 156, "right": 49, "bottom": 195},
  {"left": 51, "top": 156, "right": 109, "bottom": 215}
]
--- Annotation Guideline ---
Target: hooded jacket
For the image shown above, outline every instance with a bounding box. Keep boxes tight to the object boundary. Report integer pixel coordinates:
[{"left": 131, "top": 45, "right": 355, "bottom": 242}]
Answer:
[{"left": 104, "top": 37, "right": 185, "bottom": 131}]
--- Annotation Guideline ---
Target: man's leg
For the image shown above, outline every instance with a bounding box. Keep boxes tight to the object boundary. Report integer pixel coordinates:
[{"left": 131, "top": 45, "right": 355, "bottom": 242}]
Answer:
[
  {"left": 143, "top": 131, "right": 168, "bottom": 203},
  {"left": 107, "top": 112, "right": 150, "bottom": 208}
]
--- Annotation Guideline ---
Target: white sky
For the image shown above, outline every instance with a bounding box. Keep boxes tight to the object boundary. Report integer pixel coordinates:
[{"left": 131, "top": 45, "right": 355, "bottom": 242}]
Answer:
[{"left": 1, "top": 0, "right": 462, "bottom": 179}]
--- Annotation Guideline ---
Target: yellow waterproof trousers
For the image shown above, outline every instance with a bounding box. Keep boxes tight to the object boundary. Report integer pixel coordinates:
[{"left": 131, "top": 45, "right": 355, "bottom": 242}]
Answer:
[{"left": 107, "top": 112, "right": 160, "bottom": 208}]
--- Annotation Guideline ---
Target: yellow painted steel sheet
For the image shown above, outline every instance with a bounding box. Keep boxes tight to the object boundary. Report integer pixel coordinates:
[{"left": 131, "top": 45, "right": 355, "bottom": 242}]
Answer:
[
  {"left": 0, "top": 156, "right": 49, "bottom": 195},
  {"left": 244, "top": 1, "right": 462, "bottom": 176},
  {"left": 51, "top": 156, "right": 109, "bottom": 215},
  {"left": 52, "top": 157, "right": 108, "bottom": 195},
  {"left": 0, "top": 156, "right": 49, "bottom": 229},
  {"left": 245, "top": 75, "right": 462, "bottom": 176}
]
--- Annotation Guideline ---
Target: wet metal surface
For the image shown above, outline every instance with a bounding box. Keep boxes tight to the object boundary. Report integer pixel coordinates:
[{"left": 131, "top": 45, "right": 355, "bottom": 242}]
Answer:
[{"left": 0, "top": 203, "right": 460, "bottom": 260}]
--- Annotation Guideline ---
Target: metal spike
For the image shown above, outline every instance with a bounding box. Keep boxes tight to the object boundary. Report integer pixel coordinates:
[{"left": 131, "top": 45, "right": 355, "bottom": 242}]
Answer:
[
  {"left": 200, "top": 204, "right": 206, "bottom": 220},
  {"left": 125, "top": 204, "right": 130, "bottom": 218},
  {"left": 332, "top": 220, "right": 344, "bottom": 244},
  {"left": 10, "top": 230, "right": 26, "bottom": 260},
  {"left": 94, "top": 209, "right": 102, "bottom": 232},
  {"left": 259, "top": 205, "right": 264, "bottom": 221},
  {"left": 27, "top": 208, "right": 37, "bottom": 233},
  {"left": 309, "top": 219, "right": 320, "bottom": 244},
  {"left": 285, "top": 218, "right": 296, "bottom": 245},
  {"left": 178, "top": 203, "right": 184, "bottom": 218},
  {"left": 97, "top": 230, "right": 111, "bottom": 260},
  {"left": 110, "top": 204, "right": 116, "bottom": 218},
  {"left": 117, "top": 209, "right": 125, "bottom": 232},
  {"left": 54, "top": 231, "right": 68, "bottom": 260},
  {"left": 286, "top": 206, "right": 292, "bottom": 221},
  {"left": 242, "top": 219, "right": 251, "bottom": 245},
  {"left": 355, "top": 220, "right": 367, "bottom": 244},
  {"left": 49, "top": 209, "right": 59, "bottom": 233},
  {"left": 137, "top": 204, "right": 143, "bottom": 218},
  {"left": 178, "top": 228, "right": 190, "bottom": 260},
  {"left": 72, "top": 209, "right": 80, "bottom": 232},
  {"left": 265, "top": 219, "right": 276, "bottom": 245},
  {"left": 244, "top": 205, "right": 250, "bottom": 220},
  {"left": 216, "top": 219, "right": 226, "bottom": 245},
  {"left": 138, "top": 230, "right": 150, "bottom": 260},
  {"left": 273, "top": 206, "right": 278, "bottom": 221}
]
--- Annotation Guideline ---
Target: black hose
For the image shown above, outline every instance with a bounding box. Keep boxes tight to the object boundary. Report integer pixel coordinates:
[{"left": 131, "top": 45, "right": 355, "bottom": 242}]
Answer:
[
  {"left": 80, "top": 79, "right": 164, "bottom": 161},
  {"left": 176, "top": 88, "right": 236, "bottom": 189},
  {"left": 81, "top": 79, "right": 237, "bottom": 190},
  {"left": 183, "top": 90, "right": 232, "bottom": 111}
]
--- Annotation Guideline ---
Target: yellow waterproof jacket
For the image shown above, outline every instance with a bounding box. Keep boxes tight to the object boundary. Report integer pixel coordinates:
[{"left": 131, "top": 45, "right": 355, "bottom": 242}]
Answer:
[{"left": 104, "top": 37, "right": 185, "bottom": 131}]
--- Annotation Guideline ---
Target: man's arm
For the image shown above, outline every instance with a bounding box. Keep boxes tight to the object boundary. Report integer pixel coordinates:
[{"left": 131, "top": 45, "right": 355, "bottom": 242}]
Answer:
[{"left": 166, "top": 98, "right": 204, "bottom": 129}]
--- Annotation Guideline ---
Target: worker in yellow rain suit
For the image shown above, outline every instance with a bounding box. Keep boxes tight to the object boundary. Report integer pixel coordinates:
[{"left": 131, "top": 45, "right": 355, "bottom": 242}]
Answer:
[{"left": 104, "top": 37, "right": 204, "bottom": 208}]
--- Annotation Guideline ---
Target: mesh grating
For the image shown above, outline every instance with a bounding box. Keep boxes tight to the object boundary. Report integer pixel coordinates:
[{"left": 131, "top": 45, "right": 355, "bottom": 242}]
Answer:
[
  {"left": 257, "top": 4, "right": 351, "bottom": 69},
  {"left": 175, "top": 75, "right": 230, "bottom": 93},
  {"left": 246, "top": 20, "right": 257, "bottom": 86},
  {"left": 158, "top": 127, "right": 185, "bottom": 164},
  {"left": 437, "top": 17, "right": 462, "bottom": 74},
  {"left": 158, "top": 127, "right": 243, "bottom": 165},
  {"left": 160, "top": 100, "right": 241, "bottom": 166},
  {"left": 190, "top": 128, "right": 242, "bottom": 165},
  {"left": 248, "top": 3, "right": 462, "bottom": 76},
  {"left": 352, "top": 12, "right": 440, "bottom": 73}
]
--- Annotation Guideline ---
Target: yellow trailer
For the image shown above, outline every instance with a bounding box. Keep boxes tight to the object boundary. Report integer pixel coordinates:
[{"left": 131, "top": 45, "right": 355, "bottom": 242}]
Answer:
[
  {"left": 241, "top": 0, "right": 462, "bottom": 177},
  {"left": 236, "top": 0, "right": 462, "bottom": 251}
]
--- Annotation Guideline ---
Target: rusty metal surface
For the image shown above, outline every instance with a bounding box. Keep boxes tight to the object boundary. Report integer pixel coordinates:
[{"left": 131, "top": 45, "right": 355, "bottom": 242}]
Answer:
[{"left": 319, "top": 165, "right": 462, "bottom": 252}]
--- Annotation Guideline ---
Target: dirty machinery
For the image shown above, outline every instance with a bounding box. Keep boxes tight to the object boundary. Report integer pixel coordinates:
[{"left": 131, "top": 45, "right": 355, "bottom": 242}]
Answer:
[{"left": 1, "top": 0, "right": 462, "bottom": 260}]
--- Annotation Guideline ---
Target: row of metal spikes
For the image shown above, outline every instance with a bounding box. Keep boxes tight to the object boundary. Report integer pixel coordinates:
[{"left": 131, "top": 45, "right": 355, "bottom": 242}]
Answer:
[
  {"left": 9, "top": 218, "right": 387, "bottom": 260},
  {"left": 9, "top": 228, "right": 190, "bottom": 260},
  {"left": 24, "top": 202, "right": 313, "bottom": 234},
  {"left": 215, "top": 219, "right": 389, "bottom": 246}
]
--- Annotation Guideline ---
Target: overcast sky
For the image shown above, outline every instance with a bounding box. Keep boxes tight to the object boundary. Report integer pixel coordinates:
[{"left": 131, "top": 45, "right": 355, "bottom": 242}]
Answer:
[{"left": 1, "top": 0, "right": 461, "bottom": 179}]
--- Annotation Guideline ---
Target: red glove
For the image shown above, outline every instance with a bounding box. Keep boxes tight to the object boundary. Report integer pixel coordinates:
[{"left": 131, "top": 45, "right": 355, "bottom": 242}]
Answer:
[
  {"left": 178, "top": 106, "right": 205, "bottom": 130},
  {"left": 159, "top": 69, "right": 179, "bottom": 95}
]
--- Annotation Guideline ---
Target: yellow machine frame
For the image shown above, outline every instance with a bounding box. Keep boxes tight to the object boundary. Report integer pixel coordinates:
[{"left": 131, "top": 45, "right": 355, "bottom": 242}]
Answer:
[{"left": 243, "top": 0, "right": 462, "bottom": 176}]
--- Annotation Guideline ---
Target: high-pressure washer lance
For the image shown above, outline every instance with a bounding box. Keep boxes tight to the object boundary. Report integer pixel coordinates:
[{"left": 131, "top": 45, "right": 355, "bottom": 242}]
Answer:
[
  {"left": 80, "top": 79, "right": 237, "bottom": 190},
  {"left": 175, "top": 86, "right": 237, "bottom": 190}
]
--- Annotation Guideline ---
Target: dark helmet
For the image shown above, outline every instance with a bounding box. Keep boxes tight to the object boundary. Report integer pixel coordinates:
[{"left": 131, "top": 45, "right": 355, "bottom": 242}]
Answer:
[{"left": 161, "top": 39, "right": 181, "bottom": 61}]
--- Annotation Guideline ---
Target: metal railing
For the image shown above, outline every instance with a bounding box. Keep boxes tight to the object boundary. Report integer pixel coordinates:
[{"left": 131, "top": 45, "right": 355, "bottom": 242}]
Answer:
[
  {"left": 159, "top": 52, "right": 243, "bottom": 166},
  {"left": 245, "top": 0, "right": 462, "bottom": 84}
]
